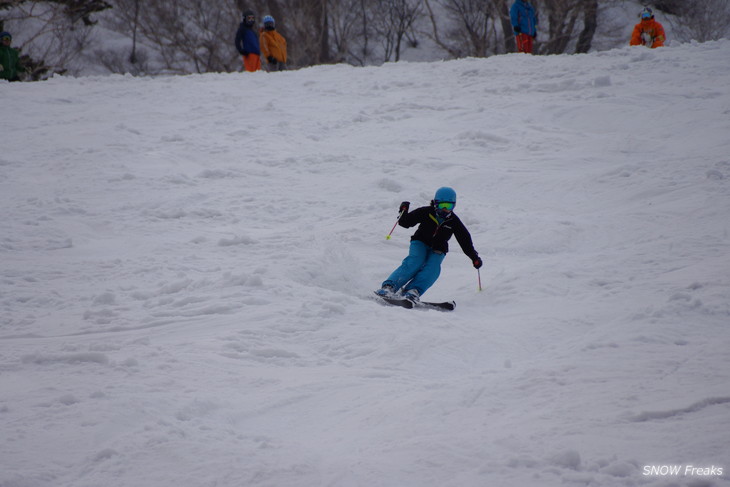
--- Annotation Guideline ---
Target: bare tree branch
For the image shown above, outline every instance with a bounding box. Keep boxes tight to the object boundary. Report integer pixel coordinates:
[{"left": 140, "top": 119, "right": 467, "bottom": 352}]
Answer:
[{"left": 661, "top": 0, "right": 730, "bottom": 42}]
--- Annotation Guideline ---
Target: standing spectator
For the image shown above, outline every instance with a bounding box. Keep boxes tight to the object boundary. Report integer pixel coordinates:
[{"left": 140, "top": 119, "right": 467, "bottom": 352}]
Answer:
[
  {"left": 235, "top": 10, "right": 261, "bottom": 72},
  {"left": 0, "top": 31, "right": 24, "bottom": 82},
  {"left": 510, "top": 0, "right": 538, "bottom": 54},
  {"left": 630, "top": 7, "right": 666, "bottom": 48},
  {"left": 260, "top": 15, "right": 287, "bottom": 72}
]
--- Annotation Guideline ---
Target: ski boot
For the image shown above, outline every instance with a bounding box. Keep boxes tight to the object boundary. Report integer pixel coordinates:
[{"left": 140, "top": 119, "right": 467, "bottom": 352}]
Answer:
[
  {"left": 403, "top": 288, "right": 421, "bottom": 303},
  {"left": 375, "top": 284, "right": 396, "bottom": 297}
]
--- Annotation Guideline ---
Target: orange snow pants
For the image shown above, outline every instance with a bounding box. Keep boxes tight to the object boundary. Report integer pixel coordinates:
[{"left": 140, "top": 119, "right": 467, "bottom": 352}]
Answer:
[
  {"left": 516, "top": 33, "right": 535, "bottom": 54},
  {"left": 242, "top": 54, "right": 261, "bottom": 72}
]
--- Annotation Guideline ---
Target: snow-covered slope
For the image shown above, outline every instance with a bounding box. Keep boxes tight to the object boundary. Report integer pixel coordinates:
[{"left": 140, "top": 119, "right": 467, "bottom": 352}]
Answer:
[{"left": 2, "top": 40, "right": 730, "bottom": 487}]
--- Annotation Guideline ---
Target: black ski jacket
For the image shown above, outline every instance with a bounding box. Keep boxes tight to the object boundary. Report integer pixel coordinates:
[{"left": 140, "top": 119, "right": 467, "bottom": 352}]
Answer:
[{"left": 398, "top": 206, "right": 479, "bottom": 260}]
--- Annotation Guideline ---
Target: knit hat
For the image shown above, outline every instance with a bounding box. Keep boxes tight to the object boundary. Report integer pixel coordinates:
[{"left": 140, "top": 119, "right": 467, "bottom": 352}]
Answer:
[{"left": 0, "top": 31, "right": 12, "bottom": 40}]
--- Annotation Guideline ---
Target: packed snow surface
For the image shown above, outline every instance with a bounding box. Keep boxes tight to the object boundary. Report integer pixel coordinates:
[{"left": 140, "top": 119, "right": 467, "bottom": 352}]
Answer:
[{"left": 2, "top": 41, "right": 730, "bottom": 487}]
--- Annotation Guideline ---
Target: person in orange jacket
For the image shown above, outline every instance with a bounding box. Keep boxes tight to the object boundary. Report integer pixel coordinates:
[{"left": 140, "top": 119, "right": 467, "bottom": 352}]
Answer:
[
  {"left": 630, "top": 7, "right": 666, "bottom": 48},
  {"left": 260, "top": 15, "right": 287, "bottom": 72}
]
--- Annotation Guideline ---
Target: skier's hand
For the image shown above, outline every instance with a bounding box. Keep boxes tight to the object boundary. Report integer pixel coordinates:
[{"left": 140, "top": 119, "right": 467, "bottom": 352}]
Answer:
[
  {"left": 513, "top": 25, "right": 521, "bottom": 34},
  {"left": 399, "top": 201, "right": 410, "bottom": 213},
  {"left": 472, "top": 256, "right": 483, "bottom": 269},
  {"left": 0, "top": 64, "right": 4, "bottom": 72},
  {"left": 267, "top": 56, "right": 276, "bottom": 64}
]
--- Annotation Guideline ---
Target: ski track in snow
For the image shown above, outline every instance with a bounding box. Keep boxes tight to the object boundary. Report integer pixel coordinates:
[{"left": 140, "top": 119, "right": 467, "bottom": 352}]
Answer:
[{"left": 1, "top": 40, "right": 730, "bottom": 487}]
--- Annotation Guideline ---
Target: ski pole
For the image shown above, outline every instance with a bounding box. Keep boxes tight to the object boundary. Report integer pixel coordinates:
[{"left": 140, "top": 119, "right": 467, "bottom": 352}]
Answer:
[
  {"left": 477, "top": 268, "right": 483, "bottom": 292},
  {"left": 385, "top": 210, "right": 405, "bottom": 240}
]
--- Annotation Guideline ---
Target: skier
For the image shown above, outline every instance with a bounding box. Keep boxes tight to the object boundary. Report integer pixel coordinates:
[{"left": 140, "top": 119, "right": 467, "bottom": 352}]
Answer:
[
  {"left": 510, "top": 0, "right": 538, "bottom": 54},
  {"left": 260, "top": 15, "right": 287, "bottom": 71},
  {"left": 0, "top": 31, "right": 24, "bottom": 82},
  {"left": 376, "top": 187, "right": 482, "bottom": 303},
  {"left": 630, "top": 7, "right": 666, "bottom": 48},
  {"left": 235, "top": 10, "right": 261, "bottom": 72}
]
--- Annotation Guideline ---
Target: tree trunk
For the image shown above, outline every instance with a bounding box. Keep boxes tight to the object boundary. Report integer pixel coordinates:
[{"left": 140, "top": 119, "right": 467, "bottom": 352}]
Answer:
[
  {"left": 320, "top": 0, "right": 330, "bottom": 63},
  {"left": 129, "top": 0, "right": 139, "bottom": 63},
  {"left": 497, "top": 0, "right": 515, "bottom": 53},
  {"left": 575, "top": 0, "right": 597, "bottom": 53}
]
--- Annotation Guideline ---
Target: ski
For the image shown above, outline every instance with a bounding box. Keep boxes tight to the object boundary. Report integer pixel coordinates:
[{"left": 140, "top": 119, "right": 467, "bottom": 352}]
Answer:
[
  {"left": 373, "top": 292, "right": 455, "bottom": 311},
  {"left": 417, "top": 300, "right": 455, "bottom": 311},
  {"left": 374, "top": 293, "right": 414, "bottom": 309}
]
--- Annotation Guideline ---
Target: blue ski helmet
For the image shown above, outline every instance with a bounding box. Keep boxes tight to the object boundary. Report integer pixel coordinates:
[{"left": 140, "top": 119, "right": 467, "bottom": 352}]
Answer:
[
  {"left": 263, "top": 15, "right": 275, "bottom": 26},
  {"left": 434, "top": 187, "right": 456, "bottom": 205},
  {"left": 433, "top": 187, "right": 456, "bottom": 218}
]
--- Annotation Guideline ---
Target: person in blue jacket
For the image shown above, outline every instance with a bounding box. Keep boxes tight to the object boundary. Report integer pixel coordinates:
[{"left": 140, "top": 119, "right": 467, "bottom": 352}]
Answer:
[
  {"left": 510, "top": 0, "right": 538, "bottom": 54},
  {"left": 376, "top": 187, "right": 482, "bottom": 303},
  {"left": 235, "top": 10, "right": 261, "bottom": 72}
]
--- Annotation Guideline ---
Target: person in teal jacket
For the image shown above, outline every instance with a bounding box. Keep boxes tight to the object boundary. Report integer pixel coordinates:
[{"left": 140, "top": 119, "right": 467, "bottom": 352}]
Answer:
[
  {"left": 510, "top": 0, "right": 538, "bottom": 54},
  {"left": 0, "top": 31, "right": 23, "bottom": 81}
]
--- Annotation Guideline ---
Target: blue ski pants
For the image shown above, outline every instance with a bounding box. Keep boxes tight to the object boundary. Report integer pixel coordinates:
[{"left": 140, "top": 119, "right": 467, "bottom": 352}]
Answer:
[{"left": 382, "top": 240, "right": 446, "bottom": 296}]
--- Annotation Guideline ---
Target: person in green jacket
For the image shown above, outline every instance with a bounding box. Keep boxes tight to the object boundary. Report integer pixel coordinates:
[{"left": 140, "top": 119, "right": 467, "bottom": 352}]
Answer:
[{"left": 1, "top": 31, "right": 24, "bottom": 82}]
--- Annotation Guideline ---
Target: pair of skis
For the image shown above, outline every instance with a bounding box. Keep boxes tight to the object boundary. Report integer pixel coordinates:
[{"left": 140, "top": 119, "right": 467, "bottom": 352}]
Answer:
[{"left": 374, "top": 292, "right": 455, "bottom": 311}]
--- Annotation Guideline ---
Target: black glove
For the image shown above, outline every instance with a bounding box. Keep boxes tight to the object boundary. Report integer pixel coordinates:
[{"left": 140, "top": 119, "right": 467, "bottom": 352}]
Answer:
[
  {"left": 472, "top": 256, "right": 483, "bottom": 269},
  {"left": 513, "top": 25, "right": 521, "bottom": 34},
  {"left": 267, "top": 56, "right": 276, "bottom": 64},
  {"left": 532, "top": 33, "right": 537, "bottom": 39},
  {"left": 399, "top": 201, "right": 410, "bottom": 213}
]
